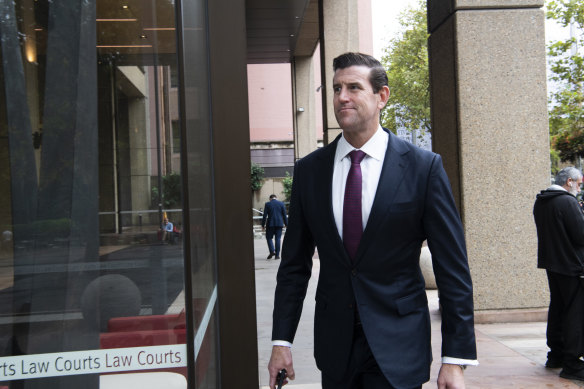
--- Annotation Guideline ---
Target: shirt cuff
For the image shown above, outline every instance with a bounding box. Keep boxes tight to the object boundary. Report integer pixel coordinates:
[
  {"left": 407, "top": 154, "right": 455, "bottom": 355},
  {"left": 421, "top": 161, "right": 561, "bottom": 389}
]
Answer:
[
  {"left": 442, "top": 356, "right": 479, "bottom": 366},
  {"left": 272, "top": 340, "right": 292, "bottom": 348}
]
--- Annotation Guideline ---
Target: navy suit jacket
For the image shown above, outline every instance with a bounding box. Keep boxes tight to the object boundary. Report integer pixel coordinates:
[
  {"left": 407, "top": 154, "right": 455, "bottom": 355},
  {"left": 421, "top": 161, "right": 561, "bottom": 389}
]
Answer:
[
  {"left": 272, "top": 130, "right": 476, "bottom": 388},
  {"left": 262, "top": 199, "right": 288, "bottom": 228}
]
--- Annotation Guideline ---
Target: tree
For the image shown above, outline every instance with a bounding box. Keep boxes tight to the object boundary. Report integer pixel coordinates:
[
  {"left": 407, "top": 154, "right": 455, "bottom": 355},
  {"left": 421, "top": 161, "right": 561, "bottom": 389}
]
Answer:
[
  {"left": 380, "top": 0, "right": 430, "bottom": 136},
  {"left": 251, "top": 163, "right": 264, "bottom": 192},
  {"left": 282, "top": 172, "right": 293, "bottom": 202},
  {"left": 151, "top": 172, "right": 182, "bottom": 208},
  {"left": 547, "top": 0, "right": 584, "bottom": 163}
]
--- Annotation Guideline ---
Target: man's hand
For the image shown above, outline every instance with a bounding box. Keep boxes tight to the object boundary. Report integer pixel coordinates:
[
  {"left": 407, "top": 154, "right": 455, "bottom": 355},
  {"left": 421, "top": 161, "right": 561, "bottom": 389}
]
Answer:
[
  {"left": 437, "top": 363, "right": 465, "bottom": 389},
  {"left": 268, "top": 346, "right": 295, "bottom": 389}
]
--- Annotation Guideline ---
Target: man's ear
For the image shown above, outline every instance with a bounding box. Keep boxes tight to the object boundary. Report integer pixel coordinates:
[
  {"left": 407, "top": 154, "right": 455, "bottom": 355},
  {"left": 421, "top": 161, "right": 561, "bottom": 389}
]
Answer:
[{"left": 378, "top": 85, "right": 390, "bottom": 109}]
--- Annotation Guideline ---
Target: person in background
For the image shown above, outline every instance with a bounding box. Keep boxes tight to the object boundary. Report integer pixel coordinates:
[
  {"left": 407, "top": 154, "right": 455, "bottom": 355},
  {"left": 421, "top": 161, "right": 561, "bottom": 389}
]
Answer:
[
  {"left": 262, "top": 194, "right": 288, "bottom": 260},
  {"left": 534, "top": 166, "right": 584, "bottom": 381},
  {"left": 161, "top": 217, "right": 174, "bottom": 243}
]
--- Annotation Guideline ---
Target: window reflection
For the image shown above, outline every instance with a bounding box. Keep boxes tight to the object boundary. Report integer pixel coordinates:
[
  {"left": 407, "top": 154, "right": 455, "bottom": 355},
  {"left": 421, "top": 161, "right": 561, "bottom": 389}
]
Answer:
[{"left": 0, "top": 0, "right": 218, "bottom": 387}]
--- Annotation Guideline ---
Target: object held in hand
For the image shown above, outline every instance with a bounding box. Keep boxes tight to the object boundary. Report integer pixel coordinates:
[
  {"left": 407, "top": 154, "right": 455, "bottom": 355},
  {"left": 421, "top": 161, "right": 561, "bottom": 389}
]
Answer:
[{"left": 276, "top": 369, "right": 287, "bottom": 389}]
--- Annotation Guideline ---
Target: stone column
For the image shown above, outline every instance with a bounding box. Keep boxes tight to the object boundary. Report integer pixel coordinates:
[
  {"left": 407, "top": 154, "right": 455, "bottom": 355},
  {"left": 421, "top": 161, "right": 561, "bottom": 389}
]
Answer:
[
  {"left": 428, "top": 1, "right": 550, "bottom": 313},
  {"left": 319, "top": 0, "right": 371, "bottom": 145},
  {"left": 293, "top": 56, "right": 318, "bottom": 159}
]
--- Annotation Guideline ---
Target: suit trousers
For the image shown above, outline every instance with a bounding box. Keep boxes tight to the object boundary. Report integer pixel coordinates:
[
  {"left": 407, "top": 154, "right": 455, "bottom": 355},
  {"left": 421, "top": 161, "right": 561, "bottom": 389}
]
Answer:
[
  {"left": 321, "top": 323, "right": 421, "bottom": 389},
  {"left": 265, "top": 227, "right": 283, "bottom": 256},
  {"left": 546, "top": 270, "right": 584, "bottom": 369}
]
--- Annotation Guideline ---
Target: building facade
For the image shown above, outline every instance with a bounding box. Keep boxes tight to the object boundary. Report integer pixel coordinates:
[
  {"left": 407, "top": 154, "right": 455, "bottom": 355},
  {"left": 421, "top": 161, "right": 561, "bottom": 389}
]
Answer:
[{"left": 0, "top": 0, "right": 551, "bottom": 388}]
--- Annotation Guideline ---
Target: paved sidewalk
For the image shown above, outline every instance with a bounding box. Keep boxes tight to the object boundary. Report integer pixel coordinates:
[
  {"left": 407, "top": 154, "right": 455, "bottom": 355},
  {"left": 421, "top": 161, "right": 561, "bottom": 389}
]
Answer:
[{"left": 254, "top": 238, "right": 584, "bottom": 388}]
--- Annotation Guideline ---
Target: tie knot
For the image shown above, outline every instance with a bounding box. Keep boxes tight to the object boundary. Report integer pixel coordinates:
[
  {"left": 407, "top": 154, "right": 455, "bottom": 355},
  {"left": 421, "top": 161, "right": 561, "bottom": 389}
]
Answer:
[{"left": 349, "top": 150, "right": 366, "bottom": 165}]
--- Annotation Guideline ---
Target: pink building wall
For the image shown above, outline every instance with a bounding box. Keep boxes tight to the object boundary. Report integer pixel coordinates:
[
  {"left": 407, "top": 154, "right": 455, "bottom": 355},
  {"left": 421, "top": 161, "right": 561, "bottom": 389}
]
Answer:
[
  {"left": 247, "top": 64, "right": 294, "bottom": 142},
  {"left": 248, "top": 57, "right": 324, "bottom": 144}
]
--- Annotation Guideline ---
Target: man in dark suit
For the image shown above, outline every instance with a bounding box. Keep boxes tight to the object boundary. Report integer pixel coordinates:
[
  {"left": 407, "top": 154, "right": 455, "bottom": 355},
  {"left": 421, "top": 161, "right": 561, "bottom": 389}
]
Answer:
[
  {"left": 268, "top": 53, "right": 477, "bottom": 389},
  {"left": 262, "top": 194, "right": 288, "bottom": 259}
]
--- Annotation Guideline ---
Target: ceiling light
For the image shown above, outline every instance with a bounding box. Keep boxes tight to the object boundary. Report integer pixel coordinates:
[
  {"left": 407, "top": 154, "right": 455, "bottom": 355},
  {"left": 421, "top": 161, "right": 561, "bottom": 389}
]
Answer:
[
  {"left": 97, "top": 45, "right": 153, "bottom": 48},
  {"left": 96, "top": 18, "right": 137, "bottom": 22}
]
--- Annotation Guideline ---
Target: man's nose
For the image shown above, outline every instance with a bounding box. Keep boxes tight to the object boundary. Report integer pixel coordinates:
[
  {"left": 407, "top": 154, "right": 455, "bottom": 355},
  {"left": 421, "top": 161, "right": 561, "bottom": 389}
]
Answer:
[{"left": 338, "top": 87, "right": 350, "bottom": 101}]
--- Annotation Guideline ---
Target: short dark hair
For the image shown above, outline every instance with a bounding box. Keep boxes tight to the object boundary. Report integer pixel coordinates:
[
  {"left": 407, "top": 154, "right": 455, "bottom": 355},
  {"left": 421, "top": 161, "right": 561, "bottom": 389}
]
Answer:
[
  {"left": 269, "top": 194, "right": 277, "bottom": 199},
  {"left": 332, "top": 52, "right": 388, "bottom": 93}
]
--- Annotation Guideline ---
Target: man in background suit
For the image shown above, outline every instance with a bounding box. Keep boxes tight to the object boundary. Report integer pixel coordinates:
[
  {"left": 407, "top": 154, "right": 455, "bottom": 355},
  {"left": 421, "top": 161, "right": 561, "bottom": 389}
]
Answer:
[
  {"left": 268, "top": 53, "right": 477, "bottom": 389},
  {"left": 262, "top": 194, "right": 288, "bottom": 259}
]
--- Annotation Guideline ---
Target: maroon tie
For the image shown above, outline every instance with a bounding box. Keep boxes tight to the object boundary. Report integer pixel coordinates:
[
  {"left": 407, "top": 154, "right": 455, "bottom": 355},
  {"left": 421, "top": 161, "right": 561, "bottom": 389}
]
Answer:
[{"left": 343, "top": 150, "right": 366, "bottom": 261}]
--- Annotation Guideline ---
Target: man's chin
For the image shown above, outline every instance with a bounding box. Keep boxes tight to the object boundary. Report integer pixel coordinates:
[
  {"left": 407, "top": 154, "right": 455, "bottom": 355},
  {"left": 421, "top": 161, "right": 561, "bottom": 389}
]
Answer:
[
  {"left": 338, "top": 123, "right": 360, "bottom": 133},
  {"left": 335, "top": 117, "right": 355, "bottom": 130}
]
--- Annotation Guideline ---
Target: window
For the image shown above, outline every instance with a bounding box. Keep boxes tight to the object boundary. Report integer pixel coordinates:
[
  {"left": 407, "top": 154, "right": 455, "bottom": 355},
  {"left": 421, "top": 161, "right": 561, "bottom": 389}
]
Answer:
[{"left": 0, "top": 0, "right": 218, "bottom": 387}]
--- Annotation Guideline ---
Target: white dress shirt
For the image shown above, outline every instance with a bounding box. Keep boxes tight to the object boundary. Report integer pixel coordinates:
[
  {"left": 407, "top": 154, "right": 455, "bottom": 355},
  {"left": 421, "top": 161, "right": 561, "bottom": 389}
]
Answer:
[{"left": 332, "top": 126, "right": 387, "bottom": 237}]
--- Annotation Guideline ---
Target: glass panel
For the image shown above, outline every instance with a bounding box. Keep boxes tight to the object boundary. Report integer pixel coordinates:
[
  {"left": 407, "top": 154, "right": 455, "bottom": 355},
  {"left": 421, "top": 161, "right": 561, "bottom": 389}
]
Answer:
[
  {"left": 0, "top": 0, "right": 218, "bottom": 387},
  {"left": 177, "top": 0, "right": 220, "bottom": 386}
]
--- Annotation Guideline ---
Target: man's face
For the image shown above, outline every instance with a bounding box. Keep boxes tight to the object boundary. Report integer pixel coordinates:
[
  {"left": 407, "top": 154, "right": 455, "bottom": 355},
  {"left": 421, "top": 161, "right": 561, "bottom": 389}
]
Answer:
[
  {"left": 332, "top": 65, "right": 388, "bottom": 135},
  {"left": 569, "top": 177, "right": 583, "bottom": 196}
]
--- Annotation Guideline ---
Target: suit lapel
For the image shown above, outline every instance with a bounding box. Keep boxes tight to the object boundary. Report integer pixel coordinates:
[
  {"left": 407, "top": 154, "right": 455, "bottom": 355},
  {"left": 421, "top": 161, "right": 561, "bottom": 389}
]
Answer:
[
  {"left": 314, "top": 135, "right": 350, "bottom": 262},
  {"left": 354, "top": 131, "right": 410, "bottom": 264}
]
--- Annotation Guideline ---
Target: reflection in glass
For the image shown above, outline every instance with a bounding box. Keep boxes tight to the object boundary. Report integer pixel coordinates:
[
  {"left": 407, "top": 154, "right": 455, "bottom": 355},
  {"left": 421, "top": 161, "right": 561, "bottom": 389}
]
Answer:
[{"left": 0, "top": 0, "right": 218, "bottom": 387}]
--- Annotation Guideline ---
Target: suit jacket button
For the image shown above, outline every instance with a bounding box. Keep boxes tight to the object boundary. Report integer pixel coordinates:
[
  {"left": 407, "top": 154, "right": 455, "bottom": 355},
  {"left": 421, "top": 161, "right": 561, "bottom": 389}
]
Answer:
[
  {"left": 351, "top": 270, "right": 357, "bottom": 276},
  {"left": 348, "top": 304, "right": 353, "bottom": 309}
]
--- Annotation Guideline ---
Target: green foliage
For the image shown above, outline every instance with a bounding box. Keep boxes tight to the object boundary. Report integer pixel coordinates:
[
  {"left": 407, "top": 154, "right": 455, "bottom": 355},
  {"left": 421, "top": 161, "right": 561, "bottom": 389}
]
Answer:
[
  {"left": 380, "top": 0, "right": 430, "bottom": 135},
  {"left": 251, "top": 163, "right": 264, "bottom": 192},
  {"left": 152, "top": 172, "right": 182, "bottom": 208},
  {"left": 550, "top": 148, "right": 561, "bottom": 175},
  {"left": 33, "top": 218, "right": 71, "bottom": 239},
  {"left": 546, "top": 0, "right": 584, "bottom": 162},
  {"left": 282, "top": 172, "right": 293, "bottom": 202}
]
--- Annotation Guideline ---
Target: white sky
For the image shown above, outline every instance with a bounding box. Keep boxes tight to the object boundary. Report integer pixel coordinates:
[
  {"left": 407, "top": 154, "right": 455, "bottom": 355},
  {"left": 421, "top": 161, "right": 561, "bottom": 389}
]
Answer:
[
  {"left": 370, "top": 0, "right": 571, "bottom": 59},
  {"left": 371, "top": 0, "right": 418, "bottom": 58}
]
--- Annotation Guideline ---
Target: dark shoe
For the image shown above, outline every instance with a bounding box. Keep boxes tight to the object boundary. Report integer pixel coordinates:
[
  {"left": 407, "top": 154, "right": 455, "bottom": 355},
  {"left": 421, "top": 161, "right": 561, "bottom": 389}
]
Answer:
[
  {"left": 546, "top": 358, "right": 563, "bottom": 369},
  {"left": 275, "top": 255, "right": 280, "bottom": 259},
  {"left": 560, "top": 367, "right": 584, "bottom": 381},
  {"left": 267, "top": 252, "right": 275, "bottom": 259}
]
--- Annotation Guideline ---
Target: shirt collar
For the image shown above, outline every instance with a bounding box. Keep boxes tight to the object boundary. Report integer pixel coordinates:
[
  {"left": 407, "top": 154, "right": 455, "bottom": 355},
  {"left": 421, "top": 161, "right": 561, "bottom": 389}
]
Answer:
[{"left": 335, "top": 126, "right": 388, "bottom": 164}]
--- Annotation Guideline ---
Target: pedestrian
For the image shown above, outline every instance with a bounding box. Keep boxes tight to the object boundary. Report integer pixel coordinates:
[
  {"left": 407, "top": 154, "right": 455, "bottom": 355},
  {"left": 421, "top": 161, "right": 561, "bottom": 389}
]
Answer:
[
  {"left": 534, "top": 166, "right": 584, "bottom": 380},
  {"left": 161, "top": 217, "right": 173, "bottom": 243},
  {"left": 262, "top": 194, "right": 288, "bottom": 260},
  {"left": 268, "top": 52, "right": 477, "bottom": 389}
]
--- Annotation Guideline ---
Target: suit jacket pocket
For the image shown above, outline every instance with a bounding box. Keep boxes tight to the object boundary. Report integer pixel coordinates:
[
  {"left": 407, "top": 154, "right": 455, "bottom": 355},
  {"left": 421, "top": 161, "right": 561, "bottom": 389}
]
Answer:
[{"left": 395, "top": 289, "right": 428, "bottom": 316}]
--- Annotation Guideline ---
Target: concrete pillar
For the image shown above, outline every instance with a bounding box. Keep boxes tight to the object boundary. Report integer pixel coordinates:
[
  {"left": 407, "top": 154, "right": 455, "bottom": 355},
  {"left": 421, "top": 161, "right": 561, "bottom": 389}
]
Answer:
[
  {"left": 293, "top": 56, "right": 318, "bottom": 159},
  {"left": 320, "top": 0, "right": 371, "bottom": 145},
  {"left": 128, "top": 96, "right": 151, "bottom": 225},
  {"left": 116, "top": 66, "right": 151, "bottom": 227},
  {"left": 428, "top": 1, "right": 550, "bottom": 312}
]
